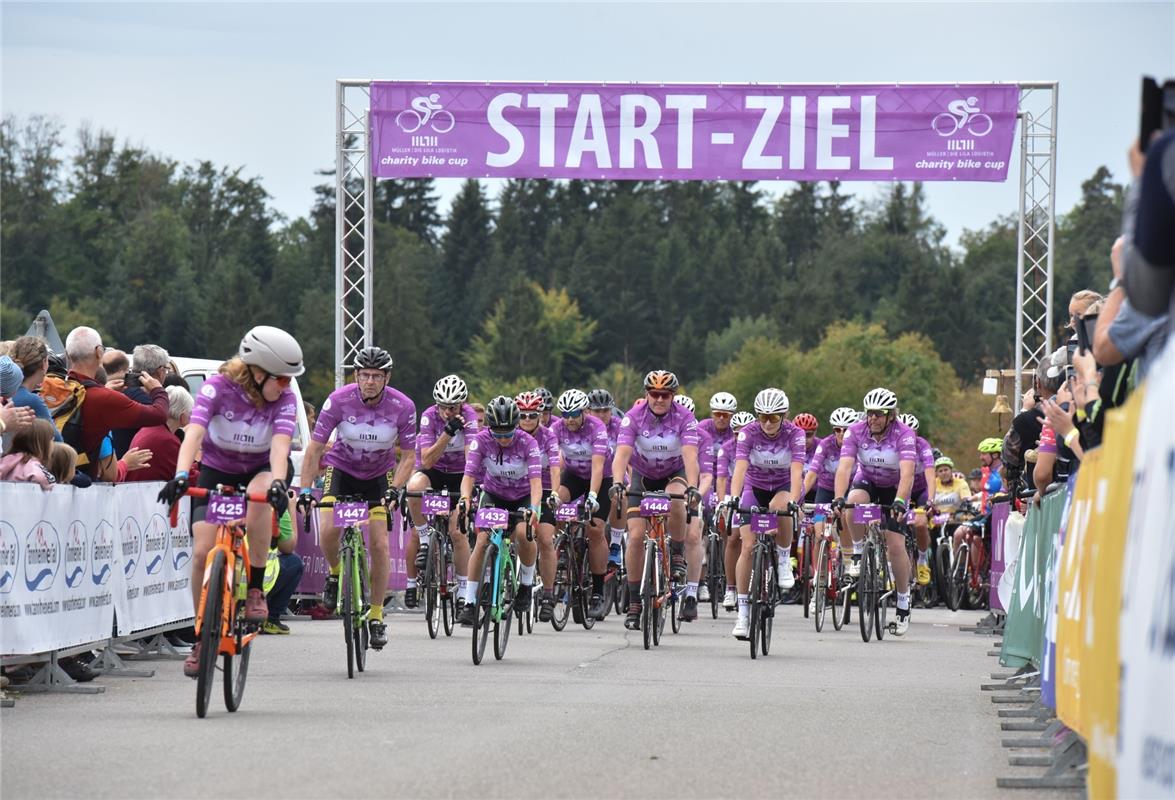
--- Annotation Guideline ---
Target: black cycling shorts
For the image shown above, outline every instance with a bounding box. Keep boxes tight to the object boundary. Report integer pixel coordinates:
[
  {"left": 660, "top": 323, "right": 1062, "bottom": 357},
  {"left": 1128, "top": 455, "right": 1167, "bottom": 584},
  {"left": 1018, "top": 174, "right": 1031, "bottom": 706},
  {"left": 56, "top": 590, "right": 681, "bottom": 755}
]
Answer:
[
  {"left": 479, "top": 491, "right": 530, "bottom": 522},
  {"left": 192, "top": 463, "right": 270, "bottom": 524},
  {"left": 322, "top": 465, "right": 393, "bottom": 521},
  {"left": 420, "top": 467, "right": 464, "bottom": 495},
  {"left": 559, "top": 473, "right": 613, "bottom": 521},
  {"left": 814, "top": 487, "right": 836, "bottom": 505}
]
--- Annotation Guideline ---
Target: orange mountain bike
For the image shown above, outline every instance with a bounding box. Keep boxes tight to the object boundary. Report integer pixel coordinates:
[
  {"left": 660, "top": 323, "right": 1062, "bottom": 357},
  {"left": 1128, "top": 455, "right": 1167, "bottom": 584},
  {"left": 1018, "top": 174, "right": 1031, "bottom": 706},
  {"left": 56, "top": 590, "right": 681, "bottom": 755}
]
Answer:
[{"left": 170, "top": 485, "right": 274, "bottom": 718}]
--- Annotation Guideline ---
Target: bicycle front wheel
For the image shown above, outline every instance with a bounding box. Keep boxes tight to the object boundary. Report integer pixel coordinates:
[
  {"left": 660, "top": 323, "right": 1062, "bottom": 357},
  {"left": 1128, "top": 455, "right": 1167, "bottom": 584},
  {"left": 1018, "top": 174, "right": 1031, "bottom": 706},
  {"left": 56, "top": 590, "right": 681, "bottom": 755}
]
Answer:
[
  {"left": 356, "top": 546, "right": 369, "bottom": 672},
  {"left": 761, "top": 558, "right": 776, "bottom": 656},
  {"left": 642, "top": 540, "right": 657, "bottom": 650},
  {"left": 551, "top": 535, "right": 571, "bottom": 631},
  {"left": 494, "top": 556, "right": 514, "bottom": 660},
  {"left": 425, "top": 531, "right": 440, "bottom": 639},
  {"left": 858, "top": 542, "right": 875, "bottom": 643},
  {"left": 708, "top": 534, "right": 724, "bottom": 619},
  {"left": 196, "top": 549, "right": 226, "bottom": 718},
  {"left": 472, "top": 546, "right": 496, "bottom": 666},
  {"left": 578, "top": 543, "right": 596, "bottom": 631},
  {"left": 813, "top": 538, "right": 829, "bottom": 632},
  {"left": 749, "top": 545, "right": 763, "bottom": 659},
  {"left": 951, "top": 546, "right": 969, "bottom": 611},
  {"left": 341, "top": 545, "right": 356, "bottom": 678}
]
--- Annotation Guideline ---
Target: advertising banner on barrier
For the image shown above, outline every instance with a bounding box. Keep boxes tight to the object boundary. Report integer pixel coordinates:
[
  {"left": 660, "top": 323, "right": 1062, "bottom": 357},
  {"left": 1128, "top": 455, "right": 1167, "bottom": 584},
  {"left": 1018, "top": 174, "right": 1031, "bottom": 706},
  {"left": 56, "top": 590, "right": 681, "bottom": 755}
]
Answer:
[
  {"left": 997, "top": 510, "right": 1024, "bottom": 612},
  {"left": 1054, "top": 465, "right": 1093, "bottom": 721},
  {"left": 113, "top": 482, "right": 193, "bottom": 635},
  {"left": 1039, "top": 472, "right": 1077, "bottom": 711},
  {"left": 370, "top": 82, "right": 1018, "bottom": 182},
  {"left": 989, "top": 502, "right": 1010, "bottom": 611},
  {"left": 1080, "top": 391, "right": 1143, "bottom": 798},
  {"left": 0, "top": 483, "right": 118, "bottom": 656},
  {"left": 1118, "top": 348, "right": 1174, "bottom": 799},
  {"left": 1000, "top": 488, "right": 1062, "bottom": 669}
]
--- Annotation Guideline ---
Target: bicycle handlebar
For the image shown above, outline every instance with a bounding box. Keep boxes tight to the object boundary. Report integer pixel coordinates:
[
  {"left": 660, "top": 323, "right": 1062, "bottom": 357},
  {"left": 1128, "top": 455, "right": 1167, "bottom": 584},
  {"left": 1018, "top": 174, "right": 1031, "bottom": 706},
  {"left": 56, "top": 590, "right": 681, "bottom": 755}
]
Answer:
[
  {"left": 622, "top": 490, "right": 695, "bottom": 524},
  {"left": 169, "top": 485, "right": 272, "bottom": 531}
]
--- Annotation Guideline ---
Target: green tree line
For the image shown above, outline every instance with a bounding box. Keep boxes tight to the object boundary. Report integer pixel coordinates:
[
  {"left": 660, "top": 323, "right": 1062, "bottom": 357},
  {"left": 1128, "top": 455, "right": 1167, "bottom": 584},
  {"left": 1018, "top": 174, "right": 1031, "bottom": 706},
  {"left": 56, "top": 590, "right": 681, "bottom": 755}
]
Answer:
[{"left": 1, "top": 115, "right": 1123, "bottom": 463}]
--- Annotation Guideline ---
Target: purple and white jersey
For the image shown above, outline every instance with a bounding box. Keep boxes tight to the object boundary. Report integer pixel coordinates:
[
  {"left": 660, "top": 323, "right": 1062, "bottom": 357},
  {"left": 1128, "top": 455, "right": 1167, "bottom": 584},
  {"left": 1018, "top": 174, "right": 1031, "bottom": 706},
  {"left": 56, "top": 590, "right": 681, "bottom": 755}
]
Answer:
[
  {"left": 601, "top": 415, "right": 621, "bottom": 479},
  {"left": 190, "top": 374, "right": 297, "bottom": 474},
  {"left": 616, "top": 401, "right": 700, "bottom": 480},
  {"left": 464, "top": 428, "right": 542, "bottom": 502},
  {"left": 550, "top": 415, "right": 609, "bottom": 481},
  {"left": 313, "top": 384, "right": 417, "bottom": 481},
  {"left": 415, "top": 403, "right": 479, "bottom": 474},
  {"left": 698, "top": 418, "right": 734, "bottom": 468},
  {"left": 840, "top": 419, "right": 918, "bottom": 489},
  {"left": 910, "top": 436, "right": 936, "bottom": 496},
  {"left": 806, "top": 433, "right": 842, "bottom": 492},
  {"left": 521, "top": 422, "right": 561, "bottom": 491},
  {"left": 698, "top": 427, "right": 716, "bottom": 478},
  {"left": 734, "top": 420, "right": 807, "bottom": 491},
  {"left": 716, "top": 444, "right": 736, "bottom": 483}
]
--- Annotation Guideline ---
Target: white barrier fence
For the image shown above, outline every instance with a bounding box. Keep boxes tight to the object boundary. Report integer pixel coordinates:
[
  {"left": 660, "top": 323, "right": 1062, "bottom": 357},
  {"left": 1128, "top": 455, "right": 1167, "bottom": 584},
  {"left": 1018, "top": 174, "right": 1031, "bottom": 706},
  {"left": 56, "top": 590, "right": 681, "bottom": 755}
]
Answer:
[{"left": 0, "top": 481, "right": 192, "bottom": 657}]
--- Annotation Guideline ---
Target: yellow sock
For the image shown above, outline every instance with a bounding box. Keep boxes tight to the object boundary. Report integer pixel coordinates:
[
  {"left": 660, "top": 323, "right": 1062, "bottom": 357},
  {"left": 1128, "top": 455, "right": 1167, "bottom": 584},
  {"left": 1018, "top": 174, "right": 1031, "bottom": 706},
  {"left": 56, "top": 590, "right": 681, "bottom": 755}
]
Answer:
[
  {"left": 369, "top": 603, "right": 383, "bottom": 621},
  {"left": 329, "top": 563, "right": 340, "bottom": 577}
]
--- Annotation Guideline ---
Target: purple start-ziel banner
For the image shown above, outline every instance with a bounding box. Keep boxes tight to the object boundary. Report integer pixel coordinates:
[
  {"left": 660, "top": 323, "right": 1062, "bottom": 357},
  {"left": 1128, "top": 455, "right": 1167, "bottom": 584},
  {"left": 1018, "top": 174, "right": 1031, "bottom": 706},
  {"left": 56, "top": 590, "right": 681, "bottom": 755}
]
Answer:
[{"left": 370, "top": 81, "right": 1018, "bottom": 182}]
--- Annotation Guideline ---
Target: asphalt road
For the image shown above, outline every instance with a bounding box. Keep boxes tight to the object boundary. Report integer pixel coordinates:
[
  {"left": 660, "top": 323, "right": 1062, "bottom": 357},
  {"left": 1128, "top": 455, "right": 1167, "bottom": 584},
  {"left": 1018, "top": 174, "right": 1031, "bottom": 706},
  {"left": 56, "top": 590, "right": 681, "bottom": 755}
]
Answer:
[{"left": 2, "top": 602, "right": 1077, "bottom": 799}]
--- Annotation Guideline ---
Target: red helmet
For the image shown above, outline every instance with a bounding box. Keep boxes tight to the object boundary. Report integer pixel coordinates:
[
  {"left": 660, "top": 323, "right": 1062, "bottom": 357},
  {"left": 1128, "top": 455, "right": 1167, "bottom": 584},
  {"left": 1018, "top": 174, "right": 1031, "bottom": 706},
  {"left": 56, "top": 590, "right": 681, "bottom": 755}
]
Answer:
[
  {"left": 793, "top": 412, "right": 819, "bottom": 432},
  {"left": 514, "top": 391, "right": 544, "bottom": 412}
]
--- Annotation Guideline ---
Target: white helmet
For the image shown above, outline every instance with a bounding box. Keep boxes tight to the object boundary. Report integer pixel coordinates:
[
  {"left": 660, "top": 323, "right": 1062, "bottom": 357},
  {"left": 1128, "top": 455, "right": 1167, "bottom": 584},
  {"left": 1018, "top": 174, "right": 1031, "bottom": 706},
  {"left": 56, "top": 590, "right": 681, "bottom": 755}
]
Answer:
[
  {"left": 898, "top": 413, "right": 919, "bottom": 431},
  {"left": 753, "top": 387, "right": 789, "bottom": 415},
  {"left": 856, "top": 411, "right": 866, "bottom": 422},
  {"left": 731, "top": 411, "right": 754, "bottom": 430},
  {"left": 239, "top": 326, "right": 304, "bottom": 377},
  {"left": 829, "top": 407, "right": 857, "bottom": 428},
  {"left": 709, "top": 391, "right": 737, "bottom": 413},
  {"left": 556, "top": 389, "right": 589, "bottom": 415},
  {"left": 432, "top": 374, "right": 468, "bottom": 404},
  {"left": 674, "top": 395, "right": 696, "bottom": 414},
  {"left": 862, "top": 387, "right": 898, "bottom": 412}
]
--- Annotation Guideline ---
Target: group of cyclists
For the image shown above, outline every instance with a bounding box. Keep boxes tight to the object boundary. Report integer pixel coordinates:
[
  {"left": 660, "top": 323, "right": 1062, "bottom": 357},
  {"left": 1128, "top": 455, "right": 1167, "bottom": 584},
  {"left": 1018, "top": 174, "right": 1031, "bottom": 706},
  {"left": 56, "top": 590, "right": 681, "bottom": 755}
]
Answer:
[{"left": 157, "top": 325, "right": 1005, "bottom": 676}]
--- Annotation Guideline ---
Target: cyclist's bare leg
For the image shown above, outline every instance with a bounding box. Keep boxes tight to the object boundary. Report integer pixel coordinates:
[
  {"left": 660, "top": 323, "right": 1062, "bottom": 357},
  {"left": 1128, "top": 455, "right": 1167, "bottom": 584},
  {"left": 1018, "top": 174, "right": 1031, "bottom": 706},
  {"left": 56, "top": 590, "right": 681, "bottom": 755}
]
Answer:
[
  {"left": 318, "top": 508, "right": 340, "bottom": 569},
  {"left": 845, "top": 488, "right": 870, "bottom": 545},
  {"left": 685, "top": 515, "right": 704, "bottom": 582},
  {"left": 624, "top": 513, "right": 645, "bottom": 593},
  {"left": 244, "top": 471, "right": 275, "bottom": 572},
  {"left": 735, "top": 523, "right": 754, "bottom": 593},
  {"left": 404, "top": 471, "right": 430, "bottom": 582},
  {"left": 513, "top": 520, "right": 537, "bottom": 568},
  {"left": 885, "top": 529, "right": 911, "bottom": 595},
  {"left": 770, "top": 490, "right": 794, "bottom": 551},
  {"left": 724, "top": 526, "right": 741, "bottom": 591},
  {"left": 587, "top": 519, "right": 608, "bottom": 574},
  {"left": 914, "top": 516, "right": 930, "bottom": 553},
  {"left": 536, "top": 522, "right": 556, "bottom": 588},
  {"left": 367, "top": 516, "right": 390, "bottom": 608},
  {"left": 449, "top": 512, "right": 470, "bottom": 575},
  {"left": 190, "top": 520, "right": 216, "bottom": 610}
]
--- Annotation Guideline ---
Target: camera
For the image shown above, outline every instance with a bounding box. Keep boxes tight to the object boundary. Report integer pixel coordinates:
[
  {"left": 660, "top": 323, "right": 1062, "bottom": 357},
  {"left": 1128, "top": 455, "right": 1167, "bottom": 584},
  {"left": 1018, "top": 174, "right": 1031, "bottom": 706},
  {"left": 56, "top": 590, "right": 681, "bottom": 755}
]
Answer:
[{"left": 124, "top": 371, "right": 143, "bottom": 388}]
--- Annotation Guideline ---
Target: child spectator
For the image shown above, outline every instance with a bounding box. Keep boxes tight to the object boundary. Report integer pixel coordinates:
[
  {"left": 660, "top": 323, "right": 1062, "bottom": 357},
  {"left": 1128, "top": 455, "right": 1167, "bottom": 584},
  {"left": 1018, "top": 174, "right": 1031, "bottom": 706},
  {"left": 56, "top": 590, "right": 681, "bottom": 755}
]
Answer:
[{"left": 0, "top": 419, "right": 57, "bottom": 489}]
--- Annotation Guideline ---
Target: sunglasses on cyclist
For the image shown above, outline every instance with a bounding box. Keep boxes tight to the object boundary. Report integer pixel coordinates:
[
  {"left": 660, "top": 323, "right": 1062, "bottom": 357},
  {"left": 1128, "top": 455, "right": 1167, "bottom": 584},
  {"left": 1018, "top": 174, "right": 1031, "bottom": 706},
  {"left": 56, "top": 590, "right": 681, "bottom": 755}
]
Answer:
[
  {"left": 833, "top": 426, "right": 847, "bottom": 434},
  {"left": 265, "top": 373, "right": 292, "bottom": 388},
  {"left": 491, "top": 428, "right": 515, "bottom": 439},
  {"left": 647, "top": 390, "right": 673, "bottom": 401},
  {"left": 865, "top": 409, "right": 889, "bottom": 418},
  {"left": 757, "top": 413, "right": 782, "bottom": 424},
  {"left": 519, "top": 412, "right": 540, "bottom": 420},
  {"left": 563, "top": 410, "right": 583, "bottom": 419},
  {"left": 711, "top": 411, "right": 733, "bottom": 419}
]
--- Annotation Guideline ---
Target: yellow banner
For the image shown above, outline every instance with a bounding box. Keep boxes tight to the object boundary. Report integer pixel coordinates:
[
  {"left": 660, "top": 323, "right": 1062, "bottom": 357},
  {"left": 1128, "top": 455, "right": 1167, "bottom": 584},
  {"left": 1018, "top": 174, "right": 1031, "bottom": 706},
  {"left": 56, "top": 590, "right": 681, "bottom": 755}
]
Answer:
[
  {"left": 1085, "top": 388, "right": 1144, "bottom": 799},
  {"left": 1054, "top": 445, "right": 1096, "bottom": 736}
]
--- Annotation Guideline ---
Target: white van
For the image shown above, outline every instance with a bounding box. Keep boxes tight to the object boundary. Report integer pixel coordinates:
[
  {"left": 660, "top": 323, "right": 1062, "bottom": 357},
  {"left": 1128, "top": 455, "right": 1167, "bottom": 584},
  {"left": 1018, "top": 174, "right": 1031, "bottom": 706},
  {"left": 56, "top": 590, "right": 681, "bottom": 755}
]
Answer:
[{"left": 171, "top": 356, "right": 313, "bottom": 485}]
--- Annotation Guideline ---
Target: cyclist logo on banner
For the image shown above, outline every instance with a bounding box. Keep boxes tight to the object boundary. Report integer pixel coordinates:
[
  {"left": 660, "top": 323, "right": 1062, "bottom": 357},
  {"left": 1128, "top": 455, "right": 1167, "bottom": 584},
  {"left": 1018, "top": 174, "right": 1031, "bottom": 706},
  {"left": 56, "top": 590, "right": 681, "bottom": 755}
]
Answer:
[
  {"left": 396, "top": 93, "right": 456, "bottom": 134},
  {"left": 933, "top": 96, "right": 994, "bottom": 137}
]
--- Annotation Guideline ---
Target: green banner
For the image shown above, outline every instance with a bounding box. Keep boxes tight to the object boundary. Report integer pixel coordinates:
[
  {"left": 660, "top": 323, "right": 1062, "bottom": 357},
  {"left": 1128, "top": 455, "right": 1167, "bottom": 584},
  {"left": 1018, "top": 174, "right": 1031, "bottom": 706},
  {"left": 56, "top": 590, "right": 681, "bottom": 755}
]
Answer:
[{"left": 1000, "top": 488, "right": 1065, "bottom": 668}]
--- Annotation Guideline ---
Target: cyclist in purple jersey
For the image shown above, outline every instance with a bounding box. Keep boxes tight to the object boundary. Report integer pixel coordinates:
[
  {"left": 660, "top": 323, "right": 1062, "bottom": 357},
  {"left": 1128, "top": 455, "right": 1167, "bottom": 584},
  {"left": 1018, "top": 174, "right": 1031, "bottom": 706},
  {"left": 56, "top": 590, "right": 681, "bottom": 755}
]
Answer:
[
  {"left": 517, "top": 391, "right": 562, "bottom": 621},
  {"left": 832, "top": 387, "right": 918, "bottom": 636},
  {"left": 587, "top": 388, "right": 627, "bottom": 564},
  {"left": 157, "top": 326, "right": 302, "bottom": 677},
  {"left": 673, "top": 394, "right": 708, "bottom": 621},
  {"left": 297, "top": 347, "right": 415, "bottom": 649},
  {"left": 552, "top": 389, "right": 612, "bottom": 619},
  {"left": 715, "top": 410, "right": 753, "bottom": 610},
  {"left": 403, "top": 374, "right": 478, "bottom": 609},
  {"left": 898, "top": 413, "right": 937, "bottom": 587},
  {"left": 609, "top": 371, "right": 701, "bottom": 631},
  {"left": 792, "top": 412, "right": 820, "bottom": 504},
  {"left": 723, "top": 388, "right": 805, "bottom": 640},
  {"left": 800, "top": 406, "right": 856, "bottom": 613},
  {"left": 456, "top": 396, "right": 542, "bottom": 627},
  {"left": 534, "top": 386, "right": 555, "bottom": 428}
]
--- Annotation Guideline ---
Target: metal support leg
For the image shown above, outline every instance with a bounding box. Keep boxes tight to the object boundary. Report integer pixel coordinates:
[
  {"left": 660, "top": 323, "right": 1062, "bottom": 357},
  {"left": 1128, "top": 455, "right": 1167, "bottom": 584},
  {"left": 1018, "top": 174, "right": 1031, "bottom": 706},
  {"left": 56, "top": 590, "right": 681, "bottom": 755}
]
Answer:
[
  {"left": 9, "top": 652, "right": 104, "bottom": 695},
  {"left": 89, "top": 644, "right": 155, "bottom": 677}
]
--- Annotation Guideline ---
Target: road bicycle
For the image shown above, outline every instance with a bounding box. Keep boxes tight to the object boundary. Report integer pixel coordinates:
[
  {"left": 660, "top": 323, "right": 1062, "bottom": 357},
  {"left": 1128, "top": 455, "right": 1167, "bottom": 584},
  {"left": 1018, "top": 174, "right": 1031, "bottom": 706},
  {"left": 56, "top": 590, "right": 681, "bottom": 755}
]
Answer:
[
  {"left": 802, "top": 503, "right": 848, "bottom": 633},
  {"left": 841, "top": 503, "right": 897, "bottom": 644},
  {"left": 463, "top": 496, "right": 534, "bottom": 665},
  {"left": 550, "top": 499, "right": 598, "bottom": 631},
  {"left": 401, "top": 490, "right": 458, "bottom": 639},
  {"left": 625, "top": 490, "right": 690, "bottom": 651},
  {"left": 308, "top": 496, "right": 374, "bottom": 678},
  {"left": 170, "top": 486, "right": 271, "bottom": 718},
  {"left": 727, "top": 503, "right": 790, "bottom": 659},
  {"left": 701, "top": 507, "right": 726, "bottom": 619}
]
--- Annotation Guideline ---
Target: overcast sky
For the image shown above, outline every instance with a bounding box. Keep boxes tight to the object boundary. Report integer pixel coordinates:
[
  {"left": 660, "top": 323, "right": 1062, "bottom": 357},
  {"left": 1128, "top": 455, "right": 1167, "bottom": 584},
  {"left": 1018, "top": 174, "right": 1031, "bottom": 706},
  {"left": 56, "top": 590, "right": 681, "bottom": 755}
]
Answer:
[{"left": 3, "top": 2, "right": 1173, "bottom": 247}]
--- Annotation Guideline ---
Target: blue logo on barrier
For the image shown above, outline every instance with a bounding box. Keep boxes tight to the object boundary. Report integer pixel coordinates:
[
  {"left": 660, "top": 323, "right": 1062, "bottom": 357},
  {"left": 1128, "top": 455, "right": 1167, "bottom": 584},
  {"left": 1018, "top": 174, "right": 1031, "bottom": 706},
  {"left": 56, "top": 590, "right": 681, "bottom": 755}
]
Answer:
[
  {"left": 0, "top": 522, "right": 18, "bottom": 595},
  {"left": 172, "top": 507, "right": 191, "bottom": 572},
  {"left": 121, "top": 517, "right": 142, "bottom": 579},
  {"left": 144, "top": 513, "right": 169, "bottom": 575},
  {"left": 90, "top": 520, "right": 113, "bottom": 586},
  {"left": 64, "top": 521, "right": 88, "bottom": 589},
  {"left": 23, "top": 521, "right": 60, "bottom": 592}
]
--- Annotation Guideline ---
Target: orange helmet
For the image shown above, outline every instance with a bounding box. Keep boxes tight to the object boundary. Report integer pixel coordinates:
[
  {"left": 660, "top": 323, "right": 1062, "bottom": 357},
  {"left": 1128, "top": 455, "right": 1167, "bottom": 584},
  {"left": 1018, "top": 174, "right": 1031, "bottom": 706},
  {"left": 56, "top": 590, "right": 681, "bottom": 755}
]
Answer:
[
  {"left": 643, "top": 370, "right": 679, "bottom": 392},
  {"left": 514, "top": 391, "right": 544, "bottom": 412},
  {"left": 794, "top": 412, "right": 819, "bottom": 432}
]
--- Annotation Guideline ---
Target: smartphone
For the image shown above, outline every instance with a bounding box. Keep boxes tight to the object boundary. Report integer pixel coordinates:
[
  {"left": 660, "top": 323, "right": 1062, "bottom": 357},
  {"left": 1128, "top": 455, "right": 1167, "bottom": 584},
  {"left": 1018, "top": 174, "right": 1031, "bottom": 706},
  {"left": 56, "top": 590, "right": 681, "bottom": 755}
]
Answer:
[
  {"left": 1141, "top": 77, "right": 1175, "bottom": 153},
  {"left": 1075, "top": 314, "right": 1096, "bottom": 355}
]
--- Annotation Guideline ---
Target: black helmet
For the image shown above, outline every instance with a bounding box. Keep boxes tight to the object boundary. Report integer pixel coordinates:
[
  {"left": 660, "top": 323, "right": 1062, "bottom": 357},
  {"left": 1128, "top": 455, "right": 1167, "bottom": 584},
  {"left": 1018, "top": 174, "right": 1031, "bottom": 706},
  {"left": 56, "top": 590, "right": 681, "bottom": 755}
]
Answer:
[
  {"left": 485, "top": 395, "right": 520, "bottom": 430},
  {"left": 353, "top": 346, "right": 393, "bottom": 373},
  {"left": 533, "top": 386, "right": 554, "bottom": 411},
  {"left": 47, "top": 352, "right": 68, "bottom": 378},
  {"left": 586, "top": 388, "right": 613, "bottom": 410}
]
